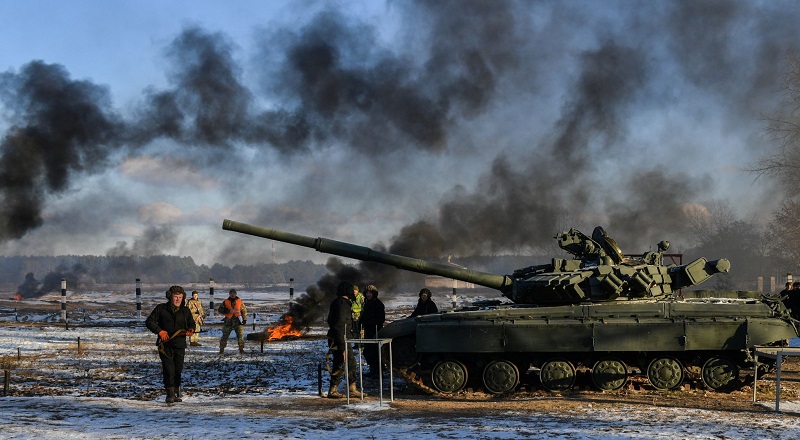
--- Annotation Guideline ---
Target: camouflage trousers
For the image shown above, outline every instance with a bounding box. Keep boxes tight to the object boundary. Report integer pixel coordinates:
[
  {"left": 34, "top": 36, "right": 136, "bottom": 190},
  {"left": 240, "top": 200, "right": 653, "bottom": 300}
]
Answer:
[{"left": 220, "top": 319, "right": 244, "bottom": 349}]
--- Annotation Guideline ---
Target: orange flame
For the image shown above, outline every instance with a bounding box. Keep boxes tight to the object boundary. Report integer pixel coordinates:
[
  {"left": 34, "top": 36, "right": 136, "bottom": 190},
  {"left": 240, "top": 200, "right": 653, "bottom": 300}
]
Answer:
[
  {"left": 266, "top": 315, "right": 304, "bottom": 341},
  {"left": 11, "top": 293, "right": 22, "bottom": 300}
]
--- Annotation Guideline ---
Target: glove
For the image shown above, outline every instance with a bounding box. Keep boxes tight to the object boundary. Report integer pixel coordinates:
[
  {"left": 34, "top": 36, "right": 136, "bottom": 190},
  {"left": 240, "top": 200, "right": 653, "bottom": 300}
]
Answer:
[
  {"left": 158, "top": 330, "right": 169, "bottom": 342},
  {"left": 185, "top": 329, "right": 194, "bottom": 337},
  {"left": 242, "top": 320, "right": 247, "bottom": 325}
]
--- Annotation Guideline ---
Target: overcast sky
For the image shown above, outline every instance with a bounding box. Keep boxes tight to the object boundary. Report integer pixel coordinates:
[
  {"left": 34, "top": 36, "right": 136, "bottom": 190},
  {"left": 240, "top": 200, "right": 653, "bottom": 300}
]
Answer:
[{"left": 0, "top": 0, "right": 797, "bottom": 267}]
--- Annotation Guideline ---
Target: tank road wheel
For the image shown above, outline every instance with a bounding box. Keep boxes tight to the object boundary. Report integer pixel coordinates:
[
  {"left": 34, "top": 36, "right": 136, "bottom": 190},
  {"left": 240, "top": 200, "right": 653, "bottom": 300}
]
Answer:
[
  {"left": 701, "top": 356, "right": 740, "bottom": 391},
  {"left": 591, "top": 357, "right": 628, "bottom": 391},
  {"left": 646, "top": 357, "right": 684, "bottom": 390},
  {"left": 431, "top": 359, "right": 468, "bottom": 393},
  {"left": 390, "top": 335, "right": 419, "bottom": 369},
  {"left": 482, "top": 360, "right": 520, "bottom": 394},
  {"left": 539, "top": 359, "right": 576, "bottom": 392}
]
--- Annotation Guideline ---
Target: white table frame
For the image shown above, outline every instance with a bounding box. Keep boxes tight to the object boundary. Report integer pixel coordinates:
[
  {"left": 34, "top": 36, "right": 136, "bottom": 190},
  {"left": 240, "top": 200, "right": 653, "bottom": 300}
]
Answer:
[
  {"left": 753, "top": 346, "right": 800, "bottom": 412},
  {"left": 344, "top": 337, "right": 394, "bottom": 405}
]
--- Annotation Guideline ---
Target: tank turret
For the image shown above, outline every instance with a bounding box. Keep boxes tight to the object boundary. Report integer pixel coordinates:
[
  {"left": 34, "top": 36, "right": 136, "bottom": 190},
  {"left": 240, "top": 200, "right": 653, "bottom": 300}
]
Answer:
[{"left": 222, "top": 219, "right": 729, "bottom": 305}]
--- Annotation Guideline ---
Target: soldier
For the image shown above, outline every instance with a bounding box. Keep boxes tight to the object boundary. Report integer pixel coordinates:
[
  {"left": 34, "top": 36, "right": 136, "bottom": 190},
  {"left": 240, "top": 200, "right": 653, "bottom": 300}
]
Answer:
[
  {"left": 410, "top": 288, "right": 438, "bottom": 317},
  {"left": 146, "top": 285, "right": 195, "bottom": 404},
  {"left": 327, "top": 281, "right": 361, "bottom": 399},
  {"left": 186, "top": 290, "right": 205, "bottom": 346},
  {"left": 351, "top": 285, "right": 364, "bottom": 337},
  {"left": 785, "top": 282, "right": 800, "bottom": 320},
  {"left": 218, "top": 289, "right": 248, "bottom": 354},
  {"left": 359, "top": 284, "right": 386, "bottom": 377}
]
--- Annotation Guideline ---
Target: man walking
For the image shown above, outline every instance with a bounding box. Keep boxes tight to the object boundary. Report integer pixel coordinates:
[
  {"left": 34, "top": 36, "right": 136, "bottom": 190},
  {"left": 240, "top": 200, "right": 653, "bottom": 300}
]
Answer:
[{"left": 146, "top": 285, "right": 195, "bottom": 403}]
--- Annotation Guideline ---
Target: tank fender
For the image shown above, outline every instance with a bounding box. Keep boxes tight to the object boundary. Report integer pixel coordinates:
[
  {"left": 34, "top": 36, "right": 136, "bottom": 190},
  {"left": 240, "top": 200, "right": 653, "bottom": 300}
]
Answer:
[{"left": 378, "top": 317, "right": 418, "bottom": 339}]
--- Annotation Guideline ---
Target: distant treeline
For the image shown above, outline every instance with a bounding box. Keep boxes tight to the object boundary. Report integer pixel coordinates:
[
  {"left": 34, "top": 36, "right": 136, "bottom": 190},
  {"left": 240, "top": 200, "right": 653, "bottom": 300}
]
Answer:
[
  {"left": 0, "top": 254, "right": 545, "bottom": 293},
  {"left": 0, "top": 255, "right": 329, "bottom": 291}
]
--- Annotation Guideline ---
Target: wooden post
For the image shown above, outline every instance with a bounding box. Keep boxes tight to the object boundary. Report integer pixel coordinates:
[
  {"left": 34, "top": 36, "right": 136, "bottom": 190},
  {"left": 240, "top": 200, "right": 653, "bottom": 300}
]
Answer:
[
  {"left": 3, "top": 370, "right": 8, "bottom": 396},
  {"left": 77, "top": 336, "right": 81, "bottom": 352},
  {"left": 260, "top": 339, "right": 264, "bottom": 353},
  {"left": 17, "top": 347, "right": 20, "bottom": 361}
]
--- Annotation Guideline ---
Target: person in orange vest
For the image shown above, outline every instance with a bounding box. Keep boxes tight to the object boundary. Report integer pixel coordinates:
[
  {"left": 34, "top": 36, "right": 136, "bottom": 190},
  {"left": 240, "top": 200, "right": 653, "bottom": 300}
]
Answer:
[{"left": 218, "top": 288, "right": 248, "bottom": 354}]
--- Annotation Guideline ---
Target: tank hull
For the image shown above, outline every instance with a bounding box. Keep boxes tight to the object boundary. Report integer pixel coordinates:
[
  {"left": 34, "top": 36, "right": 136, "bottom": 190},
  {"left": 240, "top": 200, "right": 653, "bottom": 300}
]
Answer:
[{"left": 381, "top": 298, "right": 798, "bottom": 393}]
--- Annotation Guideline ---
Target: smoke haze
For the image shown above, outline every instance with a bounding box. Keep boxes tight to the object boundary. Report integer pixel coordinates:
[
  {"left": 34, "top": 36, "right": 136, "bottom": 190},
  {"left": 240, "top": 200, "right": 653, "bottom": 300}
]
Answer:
[{"left": 0, "top": 0, "right": 797, "bottom": 277}]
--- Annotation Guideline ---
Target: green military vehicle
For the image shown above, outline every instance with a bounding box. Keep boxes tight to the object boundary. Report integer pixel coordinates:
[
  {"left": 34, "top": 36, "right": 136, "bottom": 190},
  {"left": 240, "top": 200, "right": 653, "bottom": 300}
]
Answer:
[{"left": 222, "top": 219, "right": 798, "bottom": 393}]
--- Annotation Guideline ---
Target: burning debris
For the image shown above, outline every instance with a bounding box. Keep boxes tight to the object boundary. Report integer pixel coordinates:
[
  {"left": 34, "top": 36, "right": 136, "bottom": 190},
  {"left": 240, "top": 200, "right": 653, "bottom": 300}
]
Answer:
[
  {"left": 248, "top": 314, "right": 307, "bottom": 342},
  {"left": 266, "top": 315, "right": 304, "bottom": 341}
]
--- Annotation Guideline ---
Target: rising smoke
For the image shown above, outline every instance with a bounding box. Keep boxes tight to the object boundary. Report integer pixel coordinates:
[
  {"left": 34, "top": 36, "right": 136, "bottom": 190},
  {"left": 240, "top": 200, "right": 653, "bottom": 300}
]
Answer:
[{"left": 1, "top": 1, "right": 799, "bottom": 303}]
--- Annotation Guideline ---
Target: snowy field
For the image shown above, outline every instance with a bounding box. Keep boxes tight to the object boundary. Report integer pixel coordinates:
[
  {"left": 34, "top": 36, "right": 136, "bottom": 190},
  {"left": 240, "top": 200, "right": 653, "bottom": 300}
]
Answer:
[{"left": 1, "top": 289, "right": 800, "bottom": 439}]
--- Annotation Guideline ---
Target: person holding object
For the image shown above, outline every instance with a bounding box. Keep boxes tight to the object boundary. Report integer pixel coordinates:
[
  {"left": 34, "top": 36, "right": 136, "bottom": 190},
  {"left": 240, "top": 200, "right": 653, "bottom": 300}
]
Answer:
[
  {"left": 186, "top": 290, "right": 205, "bottom": 346},
  {"left": 146, "top": 285, "right": 195, "bottom": 404},
  {"left": 218, "top": 288, "right": 248, "bottom": 354}
]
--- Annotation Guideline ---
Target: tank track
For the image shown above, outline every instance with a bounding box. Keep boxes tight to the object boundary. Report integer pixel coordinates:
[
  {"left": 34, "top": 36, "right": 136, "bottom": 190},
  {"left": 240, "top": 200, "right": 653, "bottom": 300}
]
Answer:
[{"left": 393, "top": 367, "right": 446, "bottom": 397}]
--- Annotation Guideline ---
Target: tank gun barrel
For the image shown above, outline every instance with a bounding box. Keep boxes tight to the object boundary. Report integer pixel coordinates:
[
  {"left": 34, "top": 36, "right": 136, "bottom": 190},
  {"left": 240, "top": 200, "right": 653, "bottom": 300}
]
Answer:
[{"left": 222, "top": 219, "right": 513, "bottom": 291}]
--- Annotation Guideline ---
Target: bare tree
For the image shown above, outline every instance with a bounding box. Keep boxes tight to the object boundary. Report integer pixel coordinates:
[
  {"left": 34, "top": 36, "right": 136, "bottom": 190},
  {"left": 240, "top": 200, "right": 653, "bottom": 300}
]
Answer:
[
  {"left": 766, "top": 200, "right": 800, "bottom": 266},
  {"left": 750, "top": 54, "right": 800, "bottom": 196},
  {"left": 685, "top": 199, "right": 737, "bottom": 247}
]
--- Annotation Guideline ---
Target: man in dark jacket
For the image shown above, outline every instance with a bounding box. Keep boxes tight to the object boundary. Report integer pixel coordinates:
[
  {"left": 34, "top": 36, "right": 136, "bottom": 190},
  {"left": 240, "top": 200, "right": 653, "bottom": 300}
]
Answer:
[
  {"left": 326, "top": 281, "right": 362, "bottom": 399},
  {"left": 146, "top": 285, "right": 195, "bottom": 404},
  {"left": 359, "top": 284, "right": 386, "bottom": 376},
  {"left": 410, "top": 288, "right": 438, "bottom": 317}
]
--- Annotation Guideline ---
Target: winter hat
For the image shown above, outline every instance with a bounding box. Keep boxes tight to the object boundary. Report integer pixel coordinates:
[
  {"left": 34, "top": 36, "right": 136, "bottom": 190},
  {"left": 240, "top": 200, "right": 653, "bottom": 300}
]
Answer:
[
  {"left": 336, "top": 281, "right": 354, "bottom": 298},
  {"left": 165, "top": 285, "right": 186, "bottom": 299}
]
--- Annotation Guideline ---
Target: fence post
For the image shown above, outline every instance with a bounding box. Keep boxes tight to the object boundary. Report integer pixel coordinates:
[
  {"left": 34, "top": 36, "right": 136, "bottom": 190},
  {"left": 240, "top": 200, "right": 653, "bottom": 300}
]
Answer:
[
  {"left": 60, "top": 278, "right": 67, "bottom": 322},
  {"left": 209, "top": 278, "right": 215, "bottom": 320},
  {"left": 135, "top": 278, "right": 142, "bottom": 320}
]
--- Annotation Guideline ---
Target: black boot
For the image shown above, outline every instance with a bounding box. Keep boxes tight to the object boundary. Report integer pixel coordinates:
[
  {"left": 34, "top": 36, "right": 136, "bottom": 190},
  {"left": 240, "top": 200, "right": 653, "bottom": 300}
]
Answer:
[
  {"left": 174, "top": 386, "right": 183, "bottom": 402},
  {"left": 165, "top": 387, "right": 175, "bottom": 404}
]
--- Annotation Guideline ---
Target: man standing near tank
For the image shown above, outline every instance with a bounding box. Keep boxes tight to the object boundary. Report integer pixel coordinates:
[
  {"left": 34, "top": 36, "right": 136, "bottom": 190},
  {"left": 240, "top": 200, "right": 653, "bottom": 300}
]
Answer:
[
  {"left": 326, "top": 281, "right": 362, "bottom": 398},
  {"left": 359, "top": 284, "right": 385, "bottom": 377},
  {"left": 410, "top": 288, "right": 438, "bottom": 317},
  {"left": 351, "top": 285, "right": 364, "bottom": 337},
  {"left": 218, "top": 288, "right": 247, "bottom": 354}
]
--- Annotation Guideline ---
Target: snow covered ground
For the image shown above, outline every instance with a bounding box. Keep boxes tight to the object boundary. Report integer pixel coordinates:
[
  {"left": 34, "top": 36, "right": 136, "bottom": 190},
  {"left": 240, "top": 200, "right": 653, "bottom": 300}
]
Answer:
[{"left": 1, "top": 289, "right": 800, "bottom": 439}]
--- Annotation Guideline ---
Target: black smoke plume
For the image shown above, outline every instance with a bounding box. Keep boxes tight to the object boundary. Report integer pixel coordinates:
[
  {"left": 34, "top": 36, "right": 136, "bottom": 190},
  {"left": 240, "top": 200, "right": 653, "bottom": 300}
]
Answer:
[{"left": 16, "top": 263, "right": 95, "bottom": 298}]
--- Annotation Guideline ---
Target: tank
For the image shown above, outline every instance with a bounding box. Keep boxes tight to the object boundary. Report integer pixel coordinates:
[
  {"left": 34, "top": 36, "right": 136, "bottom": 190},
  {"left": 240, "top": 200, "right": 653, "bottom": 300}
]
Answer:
[{"left": 222, "top": 219, "right": 799, "bottom": 393}]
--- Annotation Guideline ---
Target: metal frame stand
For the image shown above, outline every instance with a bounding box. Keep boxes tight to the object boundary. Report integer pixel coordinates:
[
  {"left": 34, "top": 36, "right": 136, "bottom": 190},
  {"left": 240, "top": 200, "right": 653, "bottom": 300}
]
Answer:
[
  {"left": 753, "top": 346, "right": 800, "bottom": 412},
  {"left": 344, "top": 337, "right": 394, "bottom": 405}
]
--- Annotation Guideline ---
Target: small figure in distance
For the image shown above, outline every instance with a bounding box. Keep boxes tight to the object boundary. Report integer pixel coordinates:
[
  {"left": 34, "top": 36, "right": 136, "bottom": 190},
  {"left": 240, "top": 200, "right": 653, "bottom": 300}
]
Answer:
[
  {"left": 410, "top": 288, "right": 438, "bottom": 318},
  {"left": 146, "top": 285, "right": 195, "bottom": 404},
  {"left": 218, "top": 288, "right": 248, "bottom": 354},
  {"left": 186, "top": 290, "right": 205, "bottom": 346},
  {"left": 784, "top": 282, "right": 800, "bottom": 320}
]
